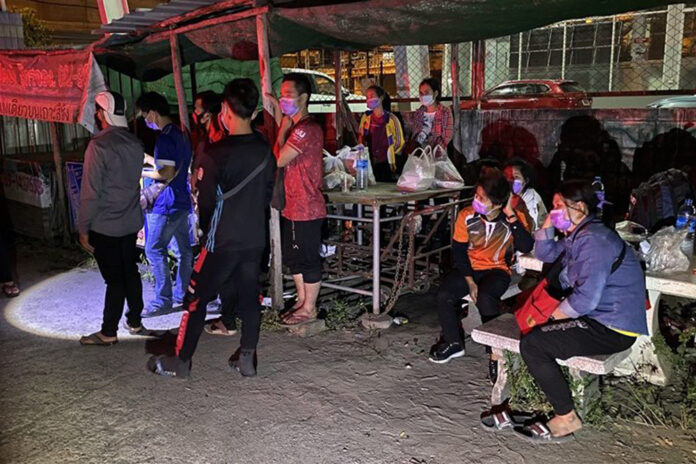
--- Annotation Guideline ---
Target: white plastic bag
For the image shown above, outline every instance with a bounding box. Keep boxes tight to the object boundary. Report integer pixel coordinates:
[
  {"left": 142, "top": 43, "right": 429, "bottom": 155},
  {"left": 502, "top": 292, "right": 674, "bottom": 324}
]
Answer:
[
  {"left": 336, "top": 145, "right": 376, "bottom": 185},
  {"left": 431, "top": 145, "right": 465, "bottom": 189},
  {"left": 645, "top": 226, "right": 690, "bottom": 274},
  {"left": 396, "top": 146, "right": 435, "bottom": 192}
]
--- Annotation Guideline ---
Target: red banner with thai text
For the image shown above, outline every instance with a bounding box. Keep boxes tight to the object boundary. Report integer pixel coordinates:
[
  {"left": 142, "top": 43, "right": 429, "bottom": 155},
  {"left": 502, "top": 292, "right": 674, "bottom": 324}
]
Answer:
[{"left": 0, "top": 50, "right": 105, "bottom": 131}]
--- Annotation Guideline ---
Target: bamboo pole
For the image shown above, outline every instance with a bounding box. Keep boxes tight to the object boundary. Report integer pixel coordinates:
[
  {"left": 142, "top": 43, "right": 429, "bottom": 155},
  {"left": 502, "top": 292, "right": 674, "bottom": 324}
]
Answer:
[
  {"left": 169, "top": 32, "right": 190, "bottom": 133},
  {"left": 49, "top": 122, "right": 70, "bottom": 245},
  {"left": 256, "top": 12, "right": 284, "bottom": 313}
]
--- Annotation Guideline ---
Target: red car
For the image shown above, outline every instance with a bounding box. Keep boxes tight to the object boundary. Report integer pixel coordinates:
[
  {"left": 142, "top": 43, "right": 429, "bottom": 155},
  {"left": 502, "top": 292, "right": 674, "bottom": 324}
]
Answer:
[{"left": 460, "top": 80, "right": 592, "bottom": 110}]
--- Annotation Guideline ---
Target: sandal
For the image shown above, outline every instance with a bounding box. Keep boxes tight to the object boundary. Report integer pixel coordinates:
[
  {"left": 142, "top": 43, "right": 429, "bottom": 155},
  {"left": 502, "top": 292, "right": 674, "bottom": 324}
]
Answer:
[
  {"left": 204, "top": 319, "right": 238, "bottom": 336},
  {"left": 2, "top": 282, "right": 19, "bottom": 298},
  {"left": 481, "top": 411, "right": 535, "bottom": 431},
  {"left": 79, "top": 332, "right": 118, "bottom": 346},
  {"left": 279, "top": 310, "right": 317, "bottom": 327},
  {"left": 513, "top": 421, "right": 575, "bottom": 444}
]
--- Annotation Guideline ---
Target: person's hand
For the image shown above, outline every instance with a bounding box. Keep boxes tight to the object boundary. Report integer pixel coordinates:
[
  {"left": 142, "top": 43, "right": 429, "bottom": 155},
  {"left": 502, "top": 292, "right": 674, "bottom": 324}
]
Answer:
[
  {"left": 79, "top": 233, "right": 94, "bottom": 254},
  {"left": 264, "top": 93, "right": 282, "bottom": 126},
  {"left": 143, "top": 153, "right": 155, "bottom": 166},
  {"left": 542, "top": 212, "right": 554, "bottom": 229},
  {"left": 466, "top": 277, "right": 478, "bottom": 303}
]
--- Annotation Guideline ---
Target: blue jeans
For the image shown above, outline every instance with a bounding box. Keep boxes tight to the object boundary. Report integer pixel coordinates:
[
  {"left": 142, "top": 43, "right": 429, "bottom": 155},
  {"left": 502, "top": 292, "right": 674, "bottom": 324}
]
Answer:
[{"left": 145, "top": 210, "right": 193, "bottom": 310}]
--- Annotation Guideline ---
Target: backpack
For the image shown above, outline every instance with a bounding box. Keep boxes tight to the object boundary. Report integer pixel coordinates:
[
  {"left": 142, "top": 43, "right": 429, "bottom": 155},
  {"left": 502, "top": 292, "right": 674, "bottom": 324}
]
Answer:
[{"left": 628, "top": 169, "right": 694, "bottom": 233}]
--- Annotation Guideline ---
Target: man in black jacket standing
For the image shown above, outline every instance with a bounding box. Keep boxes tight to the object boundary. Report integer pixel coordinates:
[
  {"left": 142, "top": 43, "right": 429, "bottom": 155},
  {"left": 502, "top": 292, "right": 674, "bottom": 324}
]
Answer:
[{"left": 149, "top": 78, "right": 275, "bottom": 378}]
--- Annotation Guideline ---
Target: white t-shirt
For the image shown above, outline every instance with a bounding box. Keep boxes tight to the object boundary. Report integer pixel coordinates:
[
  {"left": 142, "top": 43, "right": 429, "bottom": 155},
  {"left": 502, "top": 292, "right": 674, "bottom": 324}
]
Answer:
[
  {"left": 521, "top": 188, "right": 548, "bottom": 231},
  {"left": 417, "top": 111, "right": 436, "bottom": 144}
]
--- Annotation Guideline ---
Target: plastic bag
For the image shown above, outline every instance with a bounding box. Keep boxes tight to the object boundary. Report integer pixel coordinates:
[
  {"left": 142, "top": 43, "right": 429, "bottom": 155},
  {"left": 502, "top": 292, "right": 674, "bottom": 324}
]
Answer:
[
  {"left": 432, "top": 145, "right": 465, "bottom": 189},
  {"left": 323, "top": 171, "right": 355, "bottom": 190},
  {"left": 645, "top": 226, "right": 690, "bottom": 274},
  {"left": 396, "top": 146, "right": 435, "bottom": 192},
  {"left": 336, "top": 145, "right": 376, "bottom": 185}
]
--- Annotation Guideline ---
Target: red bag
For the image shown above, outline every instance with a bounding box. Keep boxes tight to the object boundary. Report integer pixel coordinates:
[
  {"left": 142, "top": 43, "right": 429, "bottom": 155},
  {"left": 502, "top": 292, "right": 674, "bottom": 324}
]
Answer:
[{"left": 515, "top": 277, "right": 563, "bottom": 335}]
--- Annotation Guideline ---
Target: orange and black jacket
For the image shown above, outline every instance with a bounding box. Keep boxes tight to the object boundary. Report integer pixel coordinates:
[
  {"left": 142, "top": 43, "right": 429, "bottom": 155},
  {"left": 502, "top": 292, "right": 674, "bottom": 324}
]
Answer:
[{"left": 452, "top": 206, "right": 534, "bottom": 275}]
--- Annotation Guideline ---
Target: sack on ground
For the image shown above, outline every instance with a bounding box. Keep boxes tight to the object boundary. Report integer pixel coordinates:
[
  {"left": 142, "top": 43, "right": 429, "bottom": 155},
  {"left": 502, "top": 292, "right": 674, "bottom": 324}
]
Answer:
[
  {"left": 431, "top": 145, "right": 465, "bottom": 189},
  {"left": 396, "top": 146, "right": 435, "bottom": 192},
  {"left": 645, "top": 226, "right": 690, "bottom": 274}
]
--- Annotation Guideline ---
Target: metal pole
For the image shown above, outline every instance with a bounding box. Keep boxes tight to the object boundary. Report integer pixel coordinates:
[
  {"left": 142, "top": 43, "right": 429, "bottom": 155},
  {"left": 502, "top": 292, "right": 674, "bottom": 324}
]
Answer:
[
  {"left": 334, "top": 50, "right": 342, "bottom": 148},
  {"left": 190, "top": 62, "right": 198, "bottom": 102},
  {"left": 451, "top": 43, "right": 461, "bottom": 155},
  {"left": 517, "top": 32, "right": 523, "bottom": 80},
  {"left": 561, "top": 22, "right": 567, "bottom": 79},
  {"left": 372, "top": 202, "right": 380, "bottom": 314},
  {"left": 169, "top": 32, "right": 190, "bottom": 132},
  {"left": 49, "top": 122, "right": 70, "bottom": 244},
  {"left": 609, "top": 16, "right": 616, "bottom": 91},
  {"left": 256, "top": 12, "right": 284, "bottom": 313}
]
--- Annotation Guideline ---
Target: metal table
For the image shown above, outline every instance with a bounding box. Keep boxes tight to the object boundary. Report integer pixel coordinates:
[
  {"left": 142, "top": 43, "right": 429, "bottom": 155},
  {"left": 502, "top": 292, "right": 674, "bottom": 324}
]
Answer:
[{"left": 324, "top": 183, "right": 471, "bottom": 314}]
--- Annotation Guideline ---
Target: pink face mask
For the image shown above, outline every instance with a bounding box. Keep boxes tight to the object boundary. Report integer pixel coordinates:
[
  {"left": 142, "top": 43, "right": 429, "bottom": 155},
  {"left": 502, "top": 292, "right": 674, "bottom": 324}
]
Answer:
[
  {"left": 473, "top": 198, "right": 491, "bottom": 216},
  {"left": 550, "top": 208, "right": 572, "bottom": 231}
]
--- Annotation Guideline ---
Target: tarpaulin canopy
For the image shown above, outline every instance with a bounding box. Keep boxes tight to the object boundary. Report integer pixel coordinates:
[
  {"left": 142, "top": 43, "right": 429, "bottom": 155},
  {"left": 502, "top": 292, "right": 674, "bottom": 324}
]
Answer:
[
  {"left": 0, "top": 49, "right": 106, "bottom": 131},
  {"left": 94, "top": 0, "right": 682, "bottom": 81}
]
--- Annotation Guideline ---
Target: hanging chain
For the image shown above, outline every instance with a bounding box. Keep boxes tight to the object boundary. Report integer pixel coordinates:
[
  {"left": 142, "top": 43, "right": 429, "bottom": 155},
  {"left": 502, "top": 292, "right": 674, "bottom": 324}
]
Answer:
[{"left": 382, "top": 213, "right": 416, "bottom": 314}]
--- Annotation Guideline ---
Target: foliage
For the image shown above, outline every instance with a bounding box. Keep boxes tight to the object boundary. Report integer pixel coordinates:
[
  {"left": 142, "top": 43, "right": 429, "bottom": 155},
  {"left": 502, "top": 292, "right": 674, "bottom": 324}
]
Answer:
[
  {"left": 10, "top": 8, "right": 53, "bottom": 48},
  {"left": 323, "top": 297, "right": 366, "bottom": 330}
]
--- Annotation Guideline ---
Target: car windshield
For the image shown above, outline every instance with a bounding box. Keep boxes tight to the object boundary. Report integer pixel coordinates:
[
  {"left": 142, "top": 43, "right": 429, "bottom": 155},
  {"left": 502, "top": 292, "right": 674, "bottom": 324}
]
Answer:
[
  {"left": 486, "top": 83, "right": 549, "bottom": 97},
  {"left": 559, "top": 82, "right": 586, "bottom": 93}
]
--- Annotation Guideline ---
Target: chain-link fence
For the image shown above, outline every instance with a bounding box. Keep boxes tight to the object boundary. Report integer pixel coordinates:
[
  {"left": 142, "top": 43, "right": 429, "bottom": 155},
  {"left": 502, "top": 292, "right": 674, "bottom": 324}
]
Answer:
[{"left": 281, "top": 4, "right": 696, "bottom": 103}]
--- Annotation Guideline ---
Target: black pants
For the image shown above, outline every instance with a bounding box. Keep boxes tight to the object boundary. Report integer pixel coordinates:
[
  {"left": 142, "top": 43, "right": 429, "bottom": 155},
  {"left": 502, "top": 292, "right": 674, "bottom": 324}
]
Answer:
[
  {"left": 0, "top": 227, "right": 14, "bottom": 283},
  {"left": 373, "top": 161, "right": 393, "bottom": 183},
  {"left": 176, "top": 247, "right": 263, "bottom": 362},
  {"left": 282, "top": 217, "right": 323, "bottom": 284},
  {"left": 437, "top": 268, "right": 511, "bottom": 345},
  {"left": 520, "top": 317, "right": 636, "bottom": 415},
  {"left": 90, "top": 231, "right": 143, "bottom": 337},
  {"left": 219, "top": 284, "right": 238, "bottom": 330}
]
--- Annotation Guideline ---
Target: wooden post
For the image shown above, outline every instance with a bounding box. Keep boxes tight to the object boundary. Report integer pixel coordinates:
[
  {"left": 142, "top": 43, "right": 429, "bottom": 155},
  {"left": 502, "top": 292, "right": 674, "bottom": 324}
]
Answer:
[
  {"left": 450, "top": 43, "right": 462, "bottom": 161},
  {"left": 471, "top": 40, "right": 486, "bottom": 100},
  {"left": 334, "top": 50, "right": 342, "bottom": 148},
  {"left": 49, "top": 122, "right": 70, "bottom": 244},
  {"left": 256, "top": 12, "right": 284, "bottom": 313},
  {"left": 169, "top": 32, "right": 190, "bottom": 133}
]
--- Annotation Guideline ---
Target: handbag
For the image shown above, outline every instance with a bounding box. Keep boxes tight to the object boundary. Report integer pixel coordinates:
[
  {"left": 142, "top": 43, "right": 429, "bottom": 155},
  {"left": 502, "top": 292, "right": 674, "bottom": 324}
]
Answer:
[
  {"left": 514, "top": 222, "right": 627, "bottom": 334},
  {"left": 271, "top": 167, "right": 285, "bottom": 211},
  {"left": 140, "top": 167, "right": 180, "bottom": 211}
]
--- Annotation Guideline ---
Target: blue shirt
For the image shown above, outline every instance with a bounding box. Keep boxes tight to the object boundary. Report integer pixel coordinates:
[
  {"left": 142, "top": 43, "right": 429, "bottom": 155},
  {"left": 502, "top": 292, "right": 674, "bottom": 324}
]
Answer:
[
  {"left": 533, "top": 216, "right": 648, "bottom": 335},
  {"left": 149, "top": 123, "right": 192, "bottom": 215}
]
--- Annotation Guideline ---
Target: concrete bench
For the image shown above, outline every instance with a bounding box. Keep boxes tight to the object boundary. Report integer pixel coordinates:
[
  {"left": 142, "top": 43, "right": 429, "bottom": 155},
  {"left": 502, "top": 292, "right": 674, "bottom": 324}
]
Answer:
[{"left": 471, "top": 313, "right": 633, "bottom": 415}]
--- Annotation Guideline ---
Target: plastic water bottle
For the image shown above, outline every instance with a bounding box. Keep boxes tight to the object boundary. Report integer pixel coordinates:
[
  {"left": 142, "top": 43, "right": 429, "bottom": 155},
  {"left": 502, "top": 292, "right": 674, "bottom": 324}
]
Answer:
[
  {"left": 676, "top": 198, "right": 696, "bottom": 258},
  {"left": 356, "top": 146, "right": 369, "bottom": 190},
  {"left": 592, "top": 176, "right": 605, "bottom": 218}
]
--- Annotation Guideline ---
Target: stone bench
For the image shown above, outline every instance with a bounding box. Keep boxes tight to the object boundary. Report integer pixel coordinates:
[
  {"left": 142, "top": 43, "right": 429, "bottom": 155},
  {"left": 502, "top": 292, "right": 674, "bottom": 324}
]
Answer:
[
  {"left": 471, "top": 313, "right": 633, "bottom": 415},
  {"left": 461, "top": 275, "right": 522, "bottom": 335}
]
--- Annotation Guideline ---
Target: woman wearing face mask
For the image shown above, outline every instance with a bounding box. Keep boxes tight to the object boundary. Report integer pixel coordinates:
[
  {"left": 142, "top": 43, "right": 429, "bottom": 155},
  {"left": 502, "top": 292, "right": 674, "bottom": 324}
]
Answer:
[
  {"left": 410, "top": 77, "right": 453, "bottom": 151},
  {"left": 503, "top": 158, "right": 547, "bottom": 231},
  {"left": 514, "top": 180, "right": 646, "bottom": 443},
  {"left": 430, "top": 169, "right": 533, "bottom": 371},
  {"left": 357, "top": 85, "right": 404, "bottom": 182}
]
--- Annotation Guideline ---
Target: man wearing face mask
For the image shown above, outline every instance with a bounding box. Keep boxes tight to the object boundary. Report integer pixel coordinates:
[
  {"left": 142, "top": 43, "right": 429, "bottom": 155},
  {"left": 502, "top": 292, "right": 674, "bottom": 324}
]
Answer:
[
  {"left": 78, "top": 91, "right": 146, "bottom": 345},
  {"left": 191, "top": 91, "right": 225, "bottom": 162},
  {"left": 513, "top": 180, "right": 646, "bottom": 442},
  {"left": 148, "top": 78, "right": 275, "bottom": 378},
  {"left": 136, "top": 92, "right": 193, "bottom": 318},
  {"left": 430, "top": 169, "right": 533, "bottom": 371},
  {"left": 266, "top": 73, "right": 326, "bottom": 326}
]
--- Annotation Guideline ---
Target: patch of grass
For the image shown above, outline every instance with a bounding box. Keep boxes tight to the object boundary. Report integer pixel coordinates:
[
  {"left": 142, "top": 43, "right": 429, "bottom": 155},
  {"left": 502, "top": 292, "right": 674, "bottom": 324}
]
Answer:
[{"left": 323, "top": 297, "right": 366, "bottom": 330}]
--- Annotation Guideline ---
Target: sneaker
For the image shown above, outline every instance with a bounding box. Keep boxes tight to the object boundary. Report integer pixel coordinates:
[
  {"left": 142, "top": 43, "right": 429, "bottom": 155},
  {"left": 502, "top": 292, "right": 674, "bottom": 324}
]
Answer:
[
  {"left": 122, "top": 320, "right": 147, "bottom": 335},
  {"left": 147, "top": 355, "right": 191, "bottom": 378},
  {"left": 229, "top": 348, "right": 257, "bottom": 377},
  {"left": 428, "top": 341, "right": 465, "bottom": 364},
  {"left": 141, "top": 305, "right": 170, "bottom": 318}
]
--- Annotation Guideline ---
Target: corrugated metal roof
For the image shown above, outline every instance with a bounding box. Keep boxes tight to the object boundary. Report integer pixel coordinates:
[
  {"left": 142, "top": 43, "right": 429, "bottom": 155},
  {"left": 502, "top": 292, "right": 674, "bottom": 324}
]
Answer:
[{"left": 95, "top": 0, "right": 221, "bottom": 34}]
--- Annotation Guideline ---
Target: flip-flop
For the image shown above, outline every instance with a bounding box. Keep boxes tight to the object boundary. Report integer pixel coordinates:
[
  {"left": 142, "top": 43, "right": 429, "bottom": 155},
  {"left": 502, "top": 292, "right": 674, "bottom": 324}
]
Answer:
[
  {"left": 79, "top": 332, "right": 118, "bottom": 346},
  {"left": 513, "top": 422, "right": 575, "bottom": 444},
  {"left": 204, "top": 320, "right": 238, "bottom": 336},
  {"left": 279, "top": 312, "right": 317, "bottom": 327},
  {"left": 481, "top": 411, "right": 536, "bottom": 431},
  {"left": 2, "top": 283, "right": 19, "bottom": 298}
]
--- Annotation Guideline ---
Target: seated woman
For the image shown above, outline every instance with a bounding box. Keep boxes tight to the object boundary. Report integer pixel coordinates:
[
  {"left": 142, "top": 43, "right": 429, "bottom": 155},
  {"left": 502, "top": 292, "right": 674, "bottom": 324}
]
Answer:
[
  {"left": 503, "top": 158, "right": 547, "bottom": 231},
  {"left": 516, "top": 180, "right": 647, "bottom": 443},
  {"left": 430, "top": 168, "right": 533, "bottom": 368},
  {"left": 358, "top": 85, "right": 404, "bottom": 182}
]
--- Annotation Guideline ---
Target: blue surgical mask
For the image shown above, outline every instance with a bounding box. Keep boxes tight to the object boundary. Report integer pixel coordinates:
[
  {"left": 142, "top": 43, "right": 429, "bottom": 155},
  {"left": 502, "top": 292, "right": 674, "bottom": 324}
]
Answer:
[
  {"left": 420, "top": 94, "right": 435, "bottom": 107},
  {"left": 512, "top": 179, "right": 524, "bottom": 195},
  {"left": 280, "top": 97, "right": 300, "bottom": 117},
  {"left": 366, "top": 98, "right": 381, "bottom": 111}
]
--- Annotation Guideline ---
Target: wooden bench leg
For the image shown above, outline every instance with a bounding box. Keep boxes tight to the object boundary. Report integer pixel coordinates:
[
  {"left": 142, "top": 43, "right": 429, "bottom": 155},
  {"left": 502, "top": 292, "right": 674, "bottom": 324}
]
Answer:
[
  {"left": 569, "top": 368, "right": 600, "bottom": 419},
  {"left": 491, "top": 348, "right": 510, "bottom": 406}
]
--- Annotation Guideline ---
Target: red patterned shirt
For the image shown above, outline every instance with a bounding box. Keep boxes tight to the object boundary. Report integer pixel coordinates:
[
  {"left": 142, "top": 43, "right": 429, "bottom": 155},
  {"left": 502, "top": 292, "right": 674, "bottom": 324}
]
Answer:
[{"left": 283, "top": 118, "right": 326, "bottom": 221}]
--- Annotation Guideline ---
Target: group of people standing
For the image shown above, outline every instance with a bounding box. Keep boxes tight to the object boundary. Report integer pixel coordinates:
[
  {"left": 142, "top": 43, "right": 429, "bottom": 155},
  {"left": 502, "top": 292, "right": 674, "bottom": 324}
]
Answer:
[{"left": 72, "top": 72, "right": 647, "bottom": 443}]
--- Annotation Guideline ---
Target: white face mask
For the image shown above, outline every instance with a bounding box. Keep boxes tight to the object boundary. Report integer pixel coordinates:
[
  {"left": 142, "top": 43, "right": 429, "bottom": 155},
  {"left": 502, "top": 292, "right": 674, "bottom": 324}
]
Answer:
[{"left": 420, "top": 94, "right": 435, "bottom": 106}]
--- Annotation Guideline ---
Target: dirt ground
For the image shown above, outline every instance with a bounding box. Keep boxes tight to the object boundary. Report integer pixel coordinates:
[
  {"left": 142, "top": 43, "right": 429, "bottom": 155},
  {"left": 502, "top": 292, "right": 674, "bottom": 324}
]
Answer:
[{"left": 1, "top": 241, "right": 695, "bottom": 464}]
